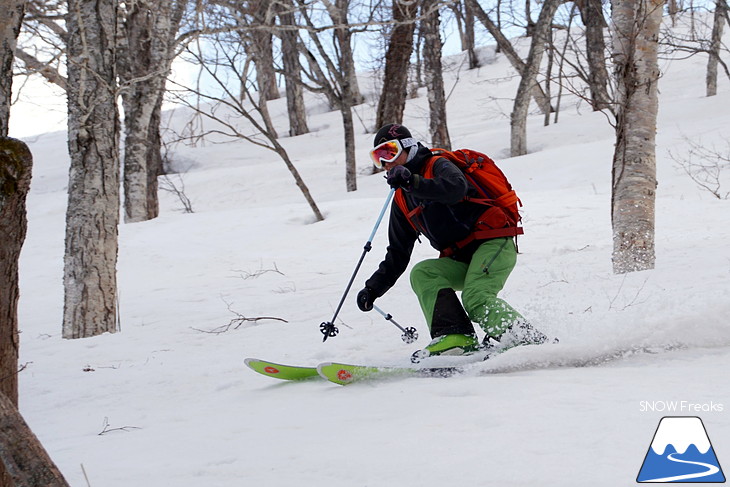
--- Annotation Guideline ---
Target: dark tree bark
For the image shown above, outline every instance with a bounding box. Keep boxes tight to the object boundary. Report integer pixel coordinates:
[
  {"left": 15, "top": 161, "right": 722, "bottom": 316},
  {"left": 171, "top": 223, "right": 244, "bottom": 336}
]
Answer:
[
  {"left": 276, "top": 0, "right": 309, "bottom": 136},
  {"left": 577, "top": 0, "right": 611, "bottom": 111},
  {"left": 0, "top": 392, "right": 70, "bottom": 487},
  {"left": 463, "top": 0, "right": 479, "bottom": 69},
  {"left": 0, "top": 137, "right": 32, "bottom": 487},
  {"left": 251, "top": 0, "right": 280, "bottom": 101},
  {"left": 376, "top": 0, "right": 418, "bottom": 129},
  {"left": 0, "top": 137, "right": 32, "bottom": 406},
  {"left": 421, "top": 0, "right": 451, "bottom": 149}
]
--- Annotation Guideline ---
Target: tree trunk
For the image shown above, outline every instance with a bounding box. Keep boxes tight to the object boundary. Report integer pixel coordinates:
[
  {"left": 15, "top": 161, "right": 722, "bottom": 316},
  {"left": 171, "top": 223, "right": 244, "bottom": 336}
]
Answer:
[
  {"left": 375, "top": 0, "right": 417, "bottom": 129},
  {"left": 464, "top": 0, "right": 479, "bottom": 69},
  {"left": 0, "top": 0, "right": 25, "bottom": 137},
  {"left": 610, "top": 0, "right": 662, "bottom": 274},
  {"left": 63, "top": 0, "right": 121, "bottom": 339},
  {"left": 579, "top": 0, "right": 612, "bottom": 111},
  {"left": 421, "top": 0, "right": 451, "bottom": 150},
  {"left": 0, "top": 137, "right": 31, "bottom": 406},
  {"left": 510, "top": 0, "right": 561, "bottom": 157},
  {"left": 120, "top": 1, "right": 185, "bottom": 223},
  {"left": 706, "top": 0, "right": 727, "bottom": 97},
  {"left": 0, "top": 392, "right": 70, "bottom": 487},
  {"left": 331, "top": 0, "right": 364, "bottom": 106},
  {"left": 341, "top": 76, "right": 358, "bottom": 192},
  {"left": 466, "top": 0, "right": 553, "bottom": 115},
  {"left": 277, "top": 0, "right": 309, "bottom": 136},
  {"left": 252, "top": 0, "right": 280, "bottom": 101}
]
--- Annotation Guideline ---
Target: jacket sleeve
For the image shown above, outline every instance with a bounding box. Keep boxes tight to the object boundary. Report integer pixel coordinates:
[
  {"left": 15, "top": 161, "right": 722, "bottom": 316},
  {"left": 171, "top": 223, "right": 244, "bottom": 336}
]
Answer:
[
  {"left": 364, "top": 202, "right": 418, "bottom": 298},
  {"left": 410, "top": 157, "right": 468, "bottom": 205}
]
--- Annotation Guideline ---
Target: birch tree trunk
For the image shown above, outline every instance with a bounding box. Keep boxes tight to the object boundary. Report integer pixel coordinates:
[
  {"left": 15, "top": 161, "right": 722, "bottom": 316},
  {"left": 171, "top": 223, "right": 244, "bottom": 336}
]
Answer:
[
  {"left": 0, "top": 0, "right": 25, "bottom": 137},
  {"left": 422, "top": 0, "right": 451, "bottom": 150},
  {"left": 119, "top": 0, "right": 185, "bottom": 223},
  {"left": 375, "top": 0, "right": 417, "bottom": 129},
  {"left": 610, "top": 0, "right": 662, "bottom": 274},
  {"left": 63, "top": 0, "right": 121, "bottom": 338},
  {"left": 706, "top": 0, "right": 727, "bottom": 97},
  {"left": 276, "top": 0, "right": 309, "bottom": 136},
  {"left": 510, "top": 0, "right": 561, "bottom": 157}
]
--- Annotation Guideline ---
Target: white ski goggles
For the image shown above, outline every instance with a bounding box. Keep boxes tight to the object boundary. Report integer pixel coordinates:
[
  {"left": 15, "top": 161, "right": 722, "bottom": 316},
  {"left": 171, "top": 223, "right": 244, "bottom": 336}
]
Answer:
[{"left": 369, "top": 137, "right": 417, "bottom": 168}]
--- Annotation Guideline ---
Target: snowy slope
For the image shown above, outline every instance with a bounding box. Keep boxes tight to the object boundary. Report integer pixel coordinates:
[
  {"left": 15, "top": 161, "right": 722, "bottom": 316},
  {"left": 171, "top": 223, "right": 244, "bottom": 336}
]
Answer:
[{"left": 15, "top": 20, "right": 730, "bottom": 487}]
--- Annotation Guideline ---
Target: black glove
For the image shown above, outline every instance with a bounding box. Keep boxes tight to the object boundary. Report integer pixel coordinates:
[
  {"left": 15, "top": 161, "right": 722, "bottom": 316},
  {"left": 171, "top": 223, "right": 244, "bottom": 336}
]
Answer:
[
  {"left": 356, "top": 287, "right": 375, "bottom": 312},
  {"left": 386, "top": 165, "right": 413, "bottom": 190}
]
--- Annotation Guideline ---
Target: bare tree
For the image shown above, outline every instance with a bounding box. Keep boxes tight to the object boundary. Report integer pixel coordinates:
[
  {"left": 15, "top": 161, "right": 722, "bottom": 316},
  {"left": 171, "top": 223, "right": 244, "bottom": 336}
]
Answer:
[
  {"left": 169, "top": 35, "right": 324, "bottom": 221},
  {"left": 253, "top": 0, "right": 281, "bottom": 102},
  {"left": 577, "top": 0, "right": 611, "bottom": 110},
  {"left": 63, "top": 0, "right": 121, "bottom": 338},
  {"left": 466, "top": 0, "right": 553, "bottom": 115},
  {"left": 295, "top": 0, "right": 362, "bottom": 191},
  {"left": 670, "top": 135, "right": 730, "bottom": 200},
  {"left": 118, "top": 0, "right": 187, "bottom": 223},
  {"left": 13, "top": 1, "right": 67, "bottom": 94},
  {"left": 0, "top": 0, "right": 25, "bottom": 137},
  {"left": 510, "top": 0, "right": 561, "bottom": 156},
  {"left": 275, "top": 0, "right": 309, "bottom": 136},
  {"left": 449, "top": 0, "right": 479, "bottom": 69},
  {"left": 610, "top": 0, "right": 663, "bottom": 274},
  {"left": 375, "top": 0, "right": 418, "bottom": 129},
  {"left": 421, "top": 0, "right": 451, "bottom": 149},
  {"left": 707, "top": 0, "right": 728, "bottom": 97}
]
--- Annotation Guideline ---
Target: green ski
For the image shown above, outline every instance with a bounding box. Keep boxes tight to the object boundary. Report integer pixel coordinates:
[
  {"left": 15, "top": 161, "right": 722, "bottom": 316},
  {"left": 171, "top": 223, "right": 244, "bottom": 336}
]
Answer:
[
  {"left": 316, "top": 362, "right": 462, "bottom": 385},
  {"left": 244, "top": 358, "right": 320, "bottom": 381}
]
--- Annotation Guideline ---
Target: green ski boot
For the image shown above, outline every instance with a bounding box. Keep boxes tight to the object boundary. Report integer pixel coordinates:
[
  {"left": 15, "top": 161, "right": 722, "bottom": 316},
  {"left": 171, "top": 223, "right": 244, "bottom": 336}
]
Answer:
[{"left": 411, "top": 333, "right": 480, "bottom": 363}]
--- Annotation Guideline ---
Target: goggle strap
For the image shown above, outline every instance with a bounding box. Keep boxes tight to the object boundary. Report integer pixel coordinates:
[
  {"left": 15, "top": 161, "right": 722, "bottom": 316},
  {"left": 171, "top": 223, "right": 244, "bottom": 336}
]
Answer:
[{"left": 399, "top": 137, "right": 418, "bottom": 149}]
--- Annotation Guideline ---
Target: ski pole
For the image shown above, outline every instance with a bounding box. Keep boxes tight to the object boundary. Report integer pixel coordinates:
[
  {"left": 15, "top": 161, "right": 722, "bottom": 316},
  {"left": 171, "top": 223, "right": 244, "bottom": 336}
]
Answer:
[
  {"left": 320, "top": 188, "right": 396, "bottom": 342},
  {"left": 372, "top": 305, "right": 418, "bottom": 343}
]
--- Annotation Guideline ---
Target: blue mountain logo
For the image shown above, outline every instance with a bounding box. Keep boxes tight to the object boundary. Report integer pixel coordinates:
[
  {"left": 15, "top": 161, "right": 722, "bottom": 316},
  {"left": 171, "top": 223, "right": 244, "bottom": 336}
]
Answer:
[{"left": 637, "top": 416, "right": 725, "bottom": 483}]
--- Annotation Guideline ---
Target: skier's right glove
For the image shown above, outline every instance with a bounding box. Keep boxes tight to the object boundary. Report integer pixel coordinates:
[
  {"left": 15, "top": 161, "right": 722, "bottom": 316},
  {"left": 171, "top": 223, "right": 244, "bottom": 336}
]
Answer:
[
  {"left": 386, "top": 165, "right": 413, "bottom": 190},
  {"left": 356, "top": 287, "right": 375, "bottom": 312}
]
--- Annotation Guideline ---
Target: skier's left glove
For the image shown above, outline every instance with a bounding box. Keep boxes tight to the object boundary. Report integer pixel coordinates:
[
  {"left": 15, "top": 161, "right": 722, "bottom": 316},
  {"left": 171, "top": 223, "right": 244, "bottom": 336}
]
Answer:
[
  {"left": 386, "top": 165, "right": 413, "bottom": 190},
  {"left": 356, "top": 287, "right": 375, "bottom": 312}
]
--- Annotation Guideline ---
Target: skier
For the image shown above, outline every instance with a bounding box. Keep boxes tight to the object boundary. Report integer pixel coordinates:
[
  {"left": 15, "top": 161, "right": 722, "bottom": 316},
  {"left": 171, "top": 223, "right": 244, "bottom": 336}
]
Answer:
[{"left": 356, "top": 123, "right": 548, "bottom": 360}]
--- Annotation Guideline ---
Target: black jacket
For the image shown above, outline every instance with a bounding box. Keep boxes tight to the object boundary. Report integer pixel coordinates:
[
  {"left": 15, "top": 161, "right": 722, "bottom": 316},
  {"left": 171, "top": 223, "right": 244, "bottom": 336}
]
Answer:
[{"left": 365, "top": 144, "right": 490, "bottom": 298}]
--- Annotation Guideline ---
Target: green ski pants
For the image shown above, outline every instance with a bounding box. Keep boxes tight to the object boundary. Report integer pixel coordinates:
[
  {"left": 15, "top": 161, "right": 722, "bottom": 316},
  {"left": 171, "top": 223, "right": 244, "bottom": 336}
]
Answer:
[{"left": 409, "top": 238, "right": 524, "bottom": 337}]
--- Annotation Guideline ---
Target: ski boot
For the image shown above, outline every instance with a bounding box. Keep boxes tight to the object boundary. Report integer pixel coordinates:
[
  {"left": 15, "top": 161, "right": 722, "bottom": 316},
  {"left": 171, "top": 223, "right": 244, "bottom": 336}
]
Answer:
[
  {"left": 411, "top": 333, "right": 481, "bottom": 363},
  {"left": 482, "top": 320, "right": 555, "bottom": 359}
]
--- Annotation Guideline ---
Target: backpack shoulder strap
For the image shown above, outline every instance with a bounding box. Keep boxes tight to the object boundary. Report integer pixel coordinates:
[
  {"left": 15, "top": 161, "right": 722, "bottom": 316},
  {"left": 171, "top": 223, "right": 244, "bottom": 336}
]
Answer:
[{"left": 393, "top": 188, "right": 419, "bottom": 232}]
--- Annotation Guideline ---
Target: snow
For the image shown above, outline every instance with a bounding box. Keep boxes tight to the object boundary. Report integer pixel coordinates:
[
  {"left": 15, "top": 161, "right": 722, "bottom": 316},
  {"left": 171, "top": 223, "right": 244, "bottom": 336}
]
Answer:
[{"left": 14, "top": 20, "right": 730, "bottom": 487}]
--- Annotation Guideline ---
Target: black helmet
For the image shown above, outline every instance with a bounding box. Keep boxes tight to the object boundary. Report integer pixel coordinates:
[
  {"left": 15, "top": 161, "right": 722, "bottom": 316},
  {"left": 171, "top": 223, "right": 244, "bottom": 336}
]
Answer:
[{"left": 373, "top": 123, "right": 412, "bottom": 147}]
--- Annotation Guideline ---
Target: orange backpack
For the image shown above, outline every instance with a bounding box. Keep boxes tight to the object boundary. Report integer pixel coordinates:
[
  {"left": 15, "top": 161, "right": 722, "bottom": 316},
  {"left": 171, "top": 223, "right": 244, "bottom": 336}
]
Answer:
[{"left": 394, "top": 148, "right": 524, "bottom": 255}]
